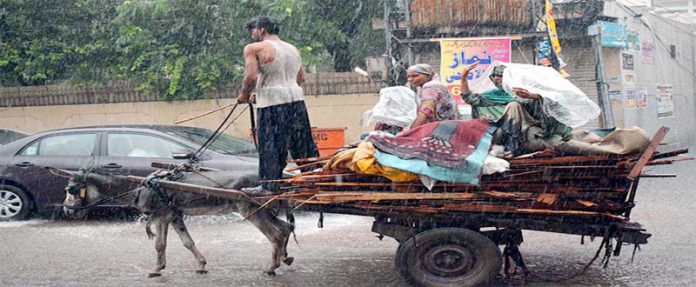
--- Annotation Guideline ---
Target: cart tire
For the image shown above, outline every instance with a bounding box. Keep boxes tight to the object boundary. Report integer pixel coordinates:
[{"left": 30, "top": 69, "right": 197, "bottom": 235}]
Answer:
[
  {"left": 397, "top": 228, "right": 501, "bottom": 287},
  {"left": 394, "top": 238, "right": 410, "bottom": 270}
]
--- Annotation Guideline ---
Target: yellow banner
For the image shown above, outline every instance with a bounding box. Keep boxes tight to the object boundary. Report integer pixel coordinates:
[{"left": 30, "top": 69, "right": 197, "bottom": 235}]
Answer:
[
  {"left": 545, "top": 0, "right": 561, "bottom": 55},
  {"left": 439, "top": 37, "right": 511, "bottom": 101},
  {"left": 545, "top": 0, "right": 569, "bottom": 77}
]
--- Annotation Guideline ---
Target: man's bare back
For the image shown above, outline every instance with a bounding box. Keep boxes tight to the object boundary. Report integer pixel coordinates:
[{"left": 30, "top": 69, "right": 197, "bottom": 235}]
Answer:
[
  {"left": 238, "top": 36, "right": 305, "bottom": 103},
  {"left": 246, "top": 41, "right": 276, "bottom": 66}
]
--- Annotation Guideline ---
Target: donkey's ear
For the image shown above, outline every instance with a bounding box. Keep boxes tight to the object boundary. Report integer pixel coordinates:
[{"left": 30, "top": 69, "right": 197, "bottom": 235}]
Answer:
[{"left": 46, "top": 167, "right": 75, "bottom": 178}]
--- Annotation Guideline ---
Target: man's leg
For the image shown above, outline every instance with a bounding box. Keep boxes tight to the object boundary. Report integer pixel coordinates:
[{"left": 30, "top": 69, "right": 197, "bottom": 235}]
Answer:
[
  {"left": 496, "top": 102, "right": 539, "bottom": 155},
  {"left": 288, "top": 101, "right": 319, "bottom": 170},
  {"left": 257, "top": 105, "right": 289, "bottom": 192}
]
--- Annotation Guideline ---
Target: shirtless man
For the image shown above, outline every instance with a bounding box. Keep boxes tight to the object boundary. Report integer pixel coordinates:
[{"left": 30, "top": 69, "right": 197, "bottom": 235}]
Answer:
[{"left": 237, "top": 16, "right": 318, "bottom": 194}]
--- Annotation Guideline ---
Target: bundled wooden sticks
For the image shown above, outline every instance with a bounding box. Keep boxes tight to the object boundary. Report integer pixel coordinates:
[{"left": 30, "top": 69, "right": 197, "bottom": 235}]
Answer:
[{"left": 274, "top": 145, "right": 689, "bottom": 221}]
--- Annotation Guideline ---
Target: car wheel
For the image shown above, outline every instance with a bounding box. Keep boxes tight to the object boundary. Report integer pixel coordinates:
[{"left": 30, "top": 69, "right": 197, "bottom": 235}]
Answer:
[{"left": 0, "top": 185, "right": 33, "bottom": 221}]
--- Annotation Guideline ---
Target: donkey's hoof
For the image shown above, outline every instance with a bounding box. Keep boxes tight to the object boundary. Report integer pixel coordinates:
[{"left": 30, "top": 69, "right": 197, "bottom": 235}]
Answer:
[
  {"left": 195, "top": 269, "right": 208, "bottom": 274},
  {"left": 148, "top": 272, "right": 162, "bottom": 278},
  {"left": 265, "top": 270, "right": 277, "bottom": 276},
  {"left": 283, "top": 257, "right": 294, "bottom": 266}
]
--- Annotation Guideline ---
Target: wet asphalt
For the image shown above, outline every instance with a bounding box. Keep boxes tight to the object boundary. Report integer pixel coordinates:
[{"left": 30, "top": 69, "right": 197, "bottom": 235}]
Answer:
[{"left": 0, "top": 148, "right": 694, "bottom": 287}]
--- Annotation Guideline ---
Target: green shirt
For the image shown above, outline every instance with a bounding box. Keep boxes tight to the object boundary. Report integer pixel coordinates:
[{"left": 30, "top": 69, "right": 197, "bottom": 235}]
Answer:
[
  {"left": 461, "top": 88, "right": 515, "bottom": 122},
  {"left": 461, "top": 88, "right": 571, "bottom": 140}
]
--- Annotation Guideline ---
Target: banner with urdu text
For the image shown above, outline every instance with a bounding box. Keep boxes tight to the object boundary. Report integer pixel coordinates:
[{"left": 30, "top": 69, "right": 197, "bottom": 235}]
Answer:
[{"left": 439, "top": 37, "right": 511, "bottom": 103}]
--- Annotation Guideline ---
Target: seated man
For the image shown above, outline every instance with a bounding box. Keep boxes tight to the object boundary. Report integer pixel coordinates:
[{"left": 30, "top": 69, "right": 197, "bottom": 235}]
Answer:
[{"left": 460, "top": 63, "right": 572, "bottom": 155}]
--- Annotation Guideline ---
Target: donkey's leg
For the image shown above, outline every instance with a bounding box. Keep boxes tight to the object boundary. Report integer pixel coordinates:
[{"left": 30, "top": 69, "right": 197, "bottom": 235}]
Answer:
[
  {"left": 237, "top": 202, "right": 291, "bottom": 276},
  {"left": 149, "top": 211, "right": 171, "bottom": 277},
  {"left": 171, "top": 215, "right": 208, "bottom": 274},
  {"left": 271, "top": 215, "right": 294, "bottom": 266}
]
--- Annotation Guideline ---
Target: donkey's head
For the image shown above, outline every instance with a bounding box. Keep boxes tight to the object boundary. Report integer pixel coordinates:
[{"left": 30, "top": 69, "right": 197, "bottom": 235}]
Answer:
[
  {"left": 47, "top": 167, "right": 134, "bottom": 218},
  {"left": 47, "top": 167, "right": 101, "bottom": 218}
]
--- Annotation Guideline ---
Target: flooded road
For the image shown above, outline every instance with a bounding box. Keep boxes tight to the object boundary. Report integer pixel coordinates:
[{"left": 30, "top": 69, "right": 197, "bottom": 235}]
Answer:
[{"left": 1, "top": 149, "right": 694, "bottom": 287}]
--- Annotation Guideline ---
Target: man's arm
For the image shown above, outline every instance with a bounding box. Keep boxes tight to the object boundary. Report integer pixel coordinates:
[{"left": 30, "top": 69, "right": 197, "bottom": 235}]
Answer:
[
  {"left": 460, "top": 62, "right": 478, "bottom": 96},
  {"left": 512, "top": 88, "right": 541, "bottom": 100},
  {"left": 296, "top": 65, "right": 306, "bottom": 85},
  {"left": 238, "top": 44, "right": 260, "bottom": 103},
  {"left": 459, "top": 62, "right": 505, "bottom": 107},
  {"left": 459, "top": 62, "right": 489, "bottom": 106}
]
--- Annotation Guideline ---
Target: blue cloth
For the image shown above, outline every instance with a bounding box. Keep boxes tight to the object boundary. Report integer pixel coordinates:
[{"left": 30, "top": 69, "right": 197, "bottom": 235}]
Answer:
[{"left": 373, "top": 127, "right": 495, "bottom": 185}]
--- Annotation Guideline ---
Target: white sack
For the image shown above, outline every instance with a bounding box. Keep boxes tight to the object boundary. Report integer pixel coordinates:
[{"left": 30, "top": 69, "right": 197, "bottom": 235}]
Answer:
[{"left": 363, "top": 86, "right": 417, "bottom": 129}]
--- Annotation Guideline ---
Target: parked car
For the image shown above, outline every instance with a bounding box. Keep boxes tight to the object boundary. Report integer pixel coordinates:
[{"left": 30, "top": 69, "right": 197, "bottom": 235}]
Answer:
[
  {"left": 0, "top": 125, "right": 259, "bottom": 220},
  {"left": 0, "top": 129, "right": 28, "bottom": 147}
]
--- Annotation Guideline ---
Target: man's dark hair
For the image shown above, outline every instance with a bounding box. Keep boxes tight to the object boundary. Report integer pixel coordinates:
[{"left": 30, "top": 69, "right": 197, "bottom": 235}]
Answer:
[
  {"left": 491, "top": 65, "right": 506, "bottom": 77},
  {"left": 245, "top": 16, "right": 280, "bottom": 35}
]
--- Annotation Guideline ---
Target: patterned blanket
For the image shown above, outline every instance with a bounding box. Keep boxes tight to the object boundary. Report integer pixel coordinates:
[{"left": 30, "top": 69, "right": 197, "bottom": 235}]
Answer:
[{"left": 367, "top": 119, "right": 491, "bottom": 169}]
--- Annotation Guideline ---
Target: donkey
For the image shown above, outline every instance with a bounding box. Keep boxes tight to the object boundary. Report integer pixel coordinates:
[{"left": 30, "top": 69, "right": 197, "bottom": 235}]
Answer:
[{"left": 50, "top": 167, "right": 294, "bottom": 277}]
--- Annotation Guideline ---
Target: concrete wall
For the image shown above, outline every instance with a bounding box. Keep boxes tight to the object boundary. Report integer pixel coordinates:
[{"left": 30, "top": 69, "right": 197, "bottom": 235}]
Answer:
[
  {"left": 603, "top": 1, "right": 696, "bottom": 145},
  {"left": 0, "top": 94, "right": 380, "bottom": 144}
]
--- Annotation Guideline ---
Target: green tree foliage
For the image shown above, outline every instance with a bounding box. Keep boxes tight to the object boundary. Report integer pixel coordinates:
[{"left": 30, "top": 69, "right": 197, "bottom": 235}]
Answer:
[
  {"left": 0, "top": 0, "right": 383, "bottom": 99},
  {"left": 111, "top": 0, "right": 245, "bottom": 99},
  {"left": 0, "top": 0, "right": 119, "bottom": 86},
  {"left": 304, "top": 0, "right": 383, "bottom": 72}
]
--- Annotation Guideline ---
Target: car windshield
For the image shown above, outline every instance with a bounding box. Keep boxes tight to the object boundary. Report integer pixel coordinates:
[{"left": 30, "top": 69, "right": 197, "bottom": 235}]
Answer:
[
  {"left": 0, "top": 129, "right": 28, "bottom": 146},
  {"left": 151, "top": 126, "right": 257, "bottom": 156}
]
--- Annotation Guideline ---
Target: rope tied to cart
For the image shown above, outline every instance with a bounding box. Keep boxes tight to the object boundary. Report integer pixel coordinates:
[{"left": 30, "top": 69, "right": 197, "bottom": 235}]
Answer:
[
  {"left": 62, "top": 165, "right": 140, "bottom": 211},
  {"left": 64, "top": 187, "right": 137, "bottom": 211},
  {"left": 513, "top": 226, "right": 620, "bottom": 283}
]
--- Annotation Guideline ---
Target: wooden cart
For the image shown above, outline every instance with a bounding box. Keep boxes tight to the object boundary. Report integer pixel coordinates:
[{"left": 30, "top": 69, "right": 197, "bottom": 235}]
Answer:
[
  {"left": 145, "top": 126, "right": 689, "bottom": 287},
  {"left": 258, "top": 126, "right": 690, "bottom": 286}
]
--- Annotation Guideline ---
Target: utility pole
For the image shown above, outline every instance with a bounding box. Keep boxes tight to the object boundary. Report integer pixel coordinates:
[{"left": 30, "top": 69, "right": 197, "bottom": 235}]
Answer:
[
  {"left": 383, "top": 0, "right": 413, "bottom": 85},
  {"left": 403, "top": 0, "right": 414, "bottom": 66},
  {"left": 588, "top": 24, "right": 615, "bottom": 128},
  {"left": 384, "top": 0, "right": 392, "bottom": 73}
]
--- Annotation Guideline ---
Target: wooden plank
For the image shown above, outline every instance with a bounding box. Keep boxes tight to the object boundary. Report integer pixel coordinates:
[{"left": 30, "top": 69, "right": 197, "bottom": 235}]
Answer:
[
  {"left": 650, "top": 148, "right": 689, "bottom": 160},
  {"left": 125, "top": 175, "right": 262, "bottom": 205},
  {"left": 286, "top": 155, "right": 333, "bottom": 164},
  {"left": 312, "top": 192, "right": 479, "bottom": 203},
  {"left": 327, "top": 201, "right": 624, "bottom": 219},
  {"left": 509, "top": 155, "right": 611, "bottom": 166},
  {"left": 646, "top": 157, "right": 694, "bottom": 166},
  {"left": 536, "top": 193, "right": 558, "bottom": 205},
  {"left": 309, "top": 191, "right": 534, "bottom": 202},
  {"left": 638, "top": 174, "right": 677, "bottom": 178},
  {"left": 284, "top": 160, "right": 328, "bottom": 172},
  {"left": 290, "top": 181, "right": 626, "bottom": 194},
  {"left": 628, "top": 127, "right": 669, "bottom": 180}
]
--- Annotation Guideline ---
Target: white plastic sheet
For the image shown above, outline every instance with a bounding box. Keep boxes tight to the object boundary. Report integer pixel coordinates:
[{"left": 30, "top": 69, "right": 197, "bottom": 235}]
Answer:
[
  {"left": 363, "top": 86, "right": 417, "bottom": 129},
  {"left": 482, "top": 146, "right": 510, "bottom": 175},
  {"left": 468, "top": 61, "right": 601, "bottom": 128}
]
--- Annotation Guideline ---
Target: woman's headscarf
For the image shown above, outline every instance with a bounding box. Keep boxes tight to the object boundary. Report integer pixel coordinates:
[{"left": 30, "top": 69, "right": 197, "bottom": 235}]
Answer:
[{"left": 407, "top": 64, "right": 434, "bottom": 76}]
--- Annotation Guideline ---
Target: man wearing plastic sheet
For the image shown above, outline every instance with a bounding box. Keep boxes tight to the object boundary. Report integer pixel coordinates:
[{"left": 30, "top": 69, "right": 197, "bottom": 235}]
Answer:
[{"left": 459, "top": 62, "right": 574, "bottom": 156}]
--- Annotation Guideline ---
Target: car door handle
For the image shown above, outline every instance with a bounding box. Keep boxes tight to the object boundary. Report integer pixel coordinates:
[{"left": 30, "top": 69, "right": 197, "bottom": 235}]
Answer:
[
  {"left": 101, "top": 163, "right": 122, "bottom": 169},
  {"left": 14, "top": 161, "right": 34, "bottom": 168}
]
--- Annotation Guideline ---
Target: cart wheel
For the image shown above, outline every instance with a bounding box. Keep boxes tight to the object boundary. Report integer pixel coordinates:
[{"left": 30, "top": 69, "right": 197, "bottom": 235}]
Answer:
[
  {"left": 397, "top": 228, "right": 501, "bottom": 287},
  {"left": 394, "top": 238, "right": 410, "bottom": 270}
]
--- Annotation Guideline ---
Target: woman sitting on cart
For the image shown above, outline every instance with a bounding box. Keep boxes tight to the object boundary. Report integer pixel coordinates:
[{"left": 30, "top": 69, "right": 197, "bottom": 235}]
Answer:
[
  {"left": 460, "top": 62, "right": 572, "bottom": 155},
  {"left": 405, "top": 64, "right": 461, "bottom": 129}
]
